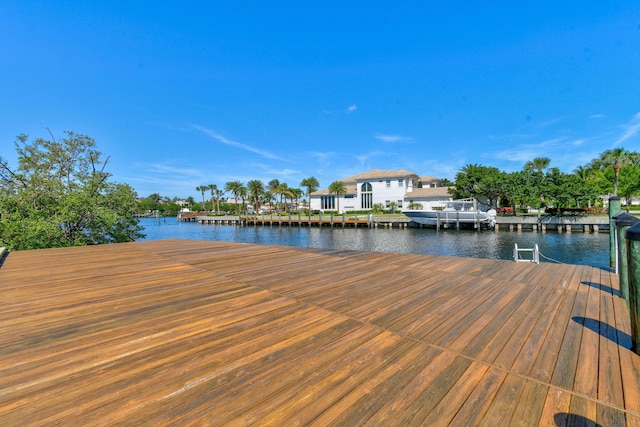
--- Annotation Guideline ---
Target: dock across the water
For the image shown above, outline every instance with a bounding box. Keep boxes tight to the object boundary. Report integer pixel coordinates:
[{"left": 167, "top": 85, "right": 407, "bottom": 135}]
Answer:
[{"left": 178, "top": 212, "right": 610, "bottom": 232}]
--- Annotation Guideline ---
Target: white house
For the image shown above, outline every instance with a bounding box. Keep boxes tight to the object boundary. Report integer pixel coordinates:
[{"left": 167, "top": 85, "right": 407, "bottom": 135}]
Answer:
[{"left": 310, "top": 169, "right": 420, "bottom": 213}]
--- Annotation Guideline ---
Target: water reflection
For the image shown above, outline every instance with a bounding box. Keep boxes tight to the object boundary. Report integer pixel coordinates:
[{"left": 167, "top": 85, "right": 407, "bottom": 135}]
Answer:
[{"left": 138, "top": 218, "right": 609, "bottom": 268}]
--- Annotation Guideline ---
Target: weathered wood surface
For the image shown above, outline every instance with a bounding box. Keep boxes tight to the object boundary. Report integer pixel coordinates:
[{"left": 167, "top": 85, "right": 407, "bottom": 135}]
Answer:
[{"left": 1, "top": 239, "right": 639, "bottom": 426}]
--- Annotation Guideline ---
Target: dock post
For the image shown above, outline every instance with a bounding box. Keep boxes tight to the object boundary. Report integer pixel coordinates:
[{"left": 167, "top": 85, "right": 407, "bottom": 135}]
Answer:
[
  {"left": 625, "top": 222, "right": 640, "bottom": 354},
  {"left": 609, "top": 196, "right": 622, "bottom": 269},
  {"left": 614, "top": 212, "right": 640, "bottom": 306},
  {"left": 436, "top": 212, "right": 440, "bottom": 231},
  {"left": 456, "top": 212, "right": 460, "bottom": 230}
]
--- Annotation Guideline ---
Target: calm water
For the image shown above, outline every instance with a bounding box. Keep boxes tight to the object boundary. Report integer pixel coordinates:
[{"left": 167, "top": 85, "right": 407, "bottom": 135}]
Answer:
[{"left": 138, "top": 217, "right": 610, "bottom": 268}]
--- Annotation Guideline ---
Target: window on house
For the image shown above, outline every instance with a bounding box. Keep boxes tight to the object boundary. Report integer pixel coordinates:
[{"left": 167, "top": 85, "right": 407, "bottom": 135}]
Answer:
[
  {"left": 398, "top": 179, "right": 403, "bottom": 186},
  {"left": 386, "top": 180, "right": 391, "bottom": 188},
  {"left": 320, "top": 195, "right": 335, "bottom": 210},
  {"left": 361, "top": 182, "right": 372, "bottom": 209}
]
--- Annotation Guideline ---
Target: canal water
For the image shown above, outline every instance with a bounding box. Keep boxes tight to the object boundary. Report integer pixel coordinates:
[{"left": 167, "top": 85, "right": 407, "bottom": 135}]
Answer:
[{"left": 138, "top": 217, "right": 610, "bottom": 268}]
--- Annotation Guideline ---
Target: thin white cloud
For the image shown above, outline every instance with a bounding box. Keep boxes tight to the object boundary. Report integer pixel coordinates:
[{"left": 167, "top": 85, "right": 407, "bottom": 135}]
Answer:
[
  {"left": 136, "top": 162, "right": 203, "bottom": 178},
  {"left": 192, "top": 124, "right": 283, "bottom": 160},
  {"left": 374, "top": 133, "right": 414, "bottom": 143},
  {"left": 613, "top": 112, "right": 640, "bottom": 147},
  {"left": 590, "top": 114, "right": 605, "bottom": 119},
  {"left": 310, "top": 151, "right": 335, "bottom": 166},
  {"left": 490, "top": 139, "right": 564, "bottom": 163},
  {"left": 355, "top": 151, "right": 388, "bottom": 165},
  {"left": 347, "top": 104, "right": 357, "bottom": 113}
]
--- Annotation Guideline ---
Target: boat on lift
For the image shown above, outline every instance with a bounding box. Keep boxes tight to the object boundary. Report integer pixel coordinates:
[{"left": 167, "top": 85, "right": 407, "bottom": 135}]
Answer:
[{"left": 402, "top": 198, "right": 497, "bottom": 229}]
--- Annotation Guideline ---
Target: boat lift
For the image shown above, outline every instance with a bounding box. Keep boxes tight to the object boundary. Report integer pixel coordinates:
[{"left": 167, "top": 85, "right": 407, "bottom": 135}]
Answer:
[{"left": 514, "top": 243, "right": 540, "bottom": 264}]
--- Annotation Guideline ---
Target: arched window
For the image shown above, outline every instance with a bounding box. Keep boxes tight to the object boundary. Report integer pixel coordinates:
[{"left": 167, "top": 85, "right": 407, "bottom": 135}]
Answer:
[{"left": 361, "top": 182, "right": 372, "bottom": 209}]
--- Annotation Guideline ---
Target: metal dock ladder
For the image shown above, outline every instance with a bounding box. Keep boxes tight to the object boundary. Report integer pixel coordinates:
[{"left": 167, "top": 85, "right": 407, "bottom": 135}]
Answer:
[{"left": 514, "top": 243, "right": 540, "bottom": 264}]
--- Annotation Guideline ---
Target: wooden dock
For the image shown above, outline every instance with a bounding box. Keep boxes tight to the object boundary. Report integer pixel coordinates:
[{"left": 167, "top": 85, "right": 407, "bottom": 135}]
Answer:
[{"left": 1, "top": 239, "right": 639, "bottom": 425}]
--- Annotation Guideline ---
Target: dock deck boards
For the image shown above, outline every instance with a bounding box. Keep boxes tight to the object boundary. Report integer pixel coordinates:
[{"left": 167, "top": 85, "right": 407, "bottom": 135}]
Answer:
[{"left": 1, "top": 239, "right": 639, "bottom": 426}]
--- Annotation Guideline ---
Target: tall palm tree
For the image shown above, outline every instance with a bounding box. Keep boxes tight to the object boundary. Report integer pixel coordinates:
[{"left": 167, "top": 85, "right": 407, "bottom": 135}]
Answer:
[
  {"left": 207, "top": 184, "right": 217, "bottom": 213},
  {"left": 247, "top": 179, "right": 265, "bottom": 214},
  {"left": 276, "top": 182, "right": 290, "bottom": 213},
  {"left": 267, "top": 179, "right": 280, "bottom": 212},
  {"left": 328, "top": 180, "right": 347, "bottom": 213},
  {"left": 195, "top": 185, "right": 206, "bottom": 211},
  {"left": 290, "top": 187, "right": 303, "bottom": 212},
  {"left": 224, "top": 180, "right": 245, "bottom": 215},
  {"left": 214, "top": 188, "right": 224, "bottom": 213},
  {"left": 238, "top": 186, "right": 248, "bottom": 214},
  {"left": 300, "top": 176, "right": 319, "bottom": 213}
]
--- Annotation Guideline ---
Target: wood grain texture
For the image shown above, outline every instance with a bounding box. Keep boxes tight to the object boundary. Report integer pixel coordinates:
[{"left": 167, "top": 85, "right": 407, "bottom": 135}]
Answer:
[{"left": 1, "top": 239, "right": 638, "bottom": 426}]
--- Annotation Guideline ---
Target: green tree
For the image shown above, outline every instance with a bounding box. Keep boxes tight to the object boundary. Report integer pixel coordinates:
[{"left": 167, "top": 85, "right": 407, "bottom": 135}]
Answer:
[
  {"left": 0, "top": 131, "right": 144, "bottom": 250},
  {"left": 451, "top": 164, "right": 502, "bottom": 207},
  {"left": 290, "top": 187, "right": 303, "bottom": 212},
  {"left": 247, "top": 179, "right": 265, "bottom": 214},
  {"left": 618, "top": 166, "right": 640, "bottom": 211},
  {"left": 267, "top": 179, "right": 281, "bottom": 213},
  {"left": 328, "top": 180, "right": 347, "bottom": 213},
  {"left": 300, "top": 176, "right": 319, "bottom": 214},
  {"left": 594, "top": 148, "right": 639, "bottom": 195},
  {"left": 224, "top": 180, "right": 245, "bottom": 215},
  {"left": 196, "top": 185, "right": 207, "bottom": 211},
  {"left": 207, "top": 184, "right": 217, "bottom": 213}
]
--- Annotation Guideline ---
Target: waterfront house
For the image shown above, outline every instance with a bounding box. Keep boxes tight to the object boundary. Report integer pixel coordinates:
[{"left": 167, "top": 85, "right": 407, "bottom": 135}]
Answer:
[{"left": 310, "top": 169, "right": 420, "bottom": 213}]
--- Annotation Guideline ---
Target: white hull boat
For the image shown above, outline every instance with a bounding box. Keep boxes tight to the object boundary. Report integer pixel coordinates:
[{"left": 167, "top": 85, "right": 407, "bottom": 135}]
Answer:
[{"left": 403, "top": 199, "right": 497, "bottom": 229}]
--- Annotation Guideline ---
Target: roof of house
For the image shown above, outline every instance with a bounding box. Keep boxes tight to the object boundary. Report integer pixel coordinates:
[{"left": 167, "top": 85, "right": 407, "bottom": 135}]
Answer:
[
  {"left": 419, "top": 175, "right": 441, "bottom": 183},
  {"left": 405, "top": 186, "right": 454, "bottom": 198}
]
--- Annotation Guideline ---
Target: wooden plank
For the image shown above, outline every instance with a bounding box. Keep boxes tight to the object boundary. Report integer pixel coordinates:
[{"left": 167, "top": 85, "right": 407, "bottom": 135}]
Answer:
[
  {"left": 538, "top": 387, "right": 572, "bottom": 427},
  {"left": 571, "top": 280, "right": 601, "bottom": 400},
  {"left": 447, "top": 366, "right": 507, "bottom": 426},
  {"left": 598, "top": 293, "right": 625, "bottom": 409},
  {"left": 477, "top": 373, "right": 525, "bottom": 426}
]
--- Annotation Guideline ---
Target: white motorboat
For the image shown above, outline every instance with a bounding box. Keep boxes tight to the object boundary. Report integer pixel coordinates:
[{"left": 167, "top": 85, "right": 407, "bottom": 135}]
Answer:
[{"left": 403, "top": 198, "right": 497, "bottom": 229}]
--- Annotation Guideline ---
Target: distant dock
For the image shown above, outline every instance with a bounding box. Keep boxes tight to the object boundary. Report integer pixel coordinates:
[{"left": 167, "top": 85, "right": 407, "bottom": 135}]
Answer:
[{"left": 178, "top": 212, "right": 610, "bottom": 232}]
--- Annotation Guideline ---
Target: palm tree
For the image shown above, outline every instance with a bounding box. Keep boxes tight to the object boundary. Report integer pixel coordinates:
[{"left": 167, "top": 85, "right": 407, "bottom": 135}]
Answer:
[
  {"left": 267, "top": 179, "right": 281, "bottom": 212},
  {"left": 290, "top": 187, "right": 303, "bottom": 212},
  {"left": 207, "top": 184, "right": 217, "bottom": 213},
  {"left": 214, "top": 188, "right": 224, "bottom": 213},
  {"left": 247, "top": 179, "right": 265, "bottom": 214},
  {"left": 238, "top": 186, "right": 248, "bottom": 214},
  {"left": 224, "top": 180, "right": 245, "bottom": 215},
  {"left": 328, "top": 180, "right": 347, "bottom": 213},
  {"left": 276, "top": 182, "right": 290, "bottom": 213},
  {"left": 525, "top": 157, "right": 551, "bottom": 173},
  {"left": 196, "top": 185, "right": 206, "bottom": 211},
  {"left": 598, "top": 148, "right": 638, "bottom": 195},
  {"left": 300, "top": 176, "right": 319, "bottom": 214}
]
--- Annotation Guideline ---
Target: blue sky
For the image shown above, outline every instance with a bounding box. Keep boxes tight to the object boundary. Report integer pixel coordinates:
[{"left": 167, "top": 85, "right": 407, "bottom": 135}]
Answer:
[{"left": 2, "top": 1, "right": 640, "bottom": 199}]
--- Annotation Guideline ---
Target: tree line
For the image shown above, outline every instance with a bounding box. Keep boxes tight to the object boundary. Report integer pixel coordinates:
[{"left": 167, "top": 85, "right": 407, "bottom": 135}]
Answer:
[
  {"left": 138, "top": 177, "right": 324, "bottom": 215},
  {"left": 450, "top": 149, "right": 640, "bottom": 213}
]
